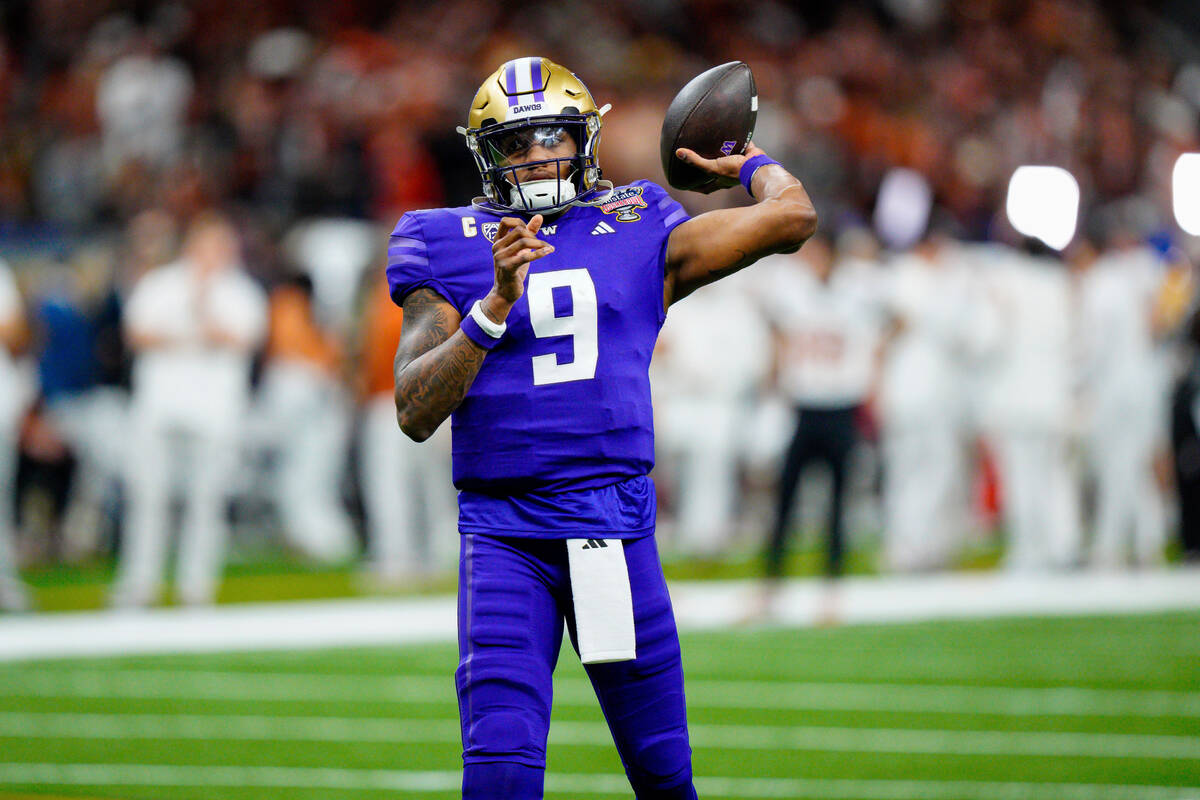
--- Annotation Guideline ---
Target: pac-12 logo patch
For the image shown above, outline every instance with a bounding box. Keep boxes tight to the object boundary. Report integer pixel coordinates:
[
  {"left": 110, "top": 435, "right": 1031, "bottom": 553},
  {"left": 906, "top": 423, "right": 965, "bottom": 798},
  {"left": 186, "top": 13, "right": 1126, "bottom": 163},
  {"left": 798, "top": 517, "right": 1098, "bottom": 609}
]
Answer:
[
  {"left": 600, "top": 186, "right": 647, "bottom": 222},
  {"left": 481, "top": 222, "right": 500, "bottom": 242}
]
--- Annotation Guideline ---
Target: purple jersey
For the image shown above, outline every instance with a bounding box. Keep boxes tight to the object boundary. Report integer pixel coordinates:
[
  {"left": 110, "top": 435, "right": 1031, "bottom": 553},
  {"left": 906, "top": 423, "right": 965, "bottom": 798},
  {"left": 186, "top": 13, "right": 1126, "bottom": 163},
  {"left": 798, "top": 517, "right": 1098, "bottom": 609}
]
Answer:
[{"left": 387, "top": 181, "right": 689, "bottom": 537}]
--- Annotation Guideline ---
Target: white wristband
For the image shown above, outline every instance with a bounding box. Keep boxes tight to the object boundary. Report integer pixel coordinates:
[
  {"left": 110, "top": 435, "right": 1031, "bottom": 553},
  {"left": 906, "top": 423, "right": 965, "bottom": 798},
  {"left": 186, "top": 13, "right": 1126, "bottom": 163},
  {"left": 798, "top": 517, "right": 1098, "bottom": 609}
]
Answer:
[{"left": 469, "top": 299, "right": 506, "bottom": 339}]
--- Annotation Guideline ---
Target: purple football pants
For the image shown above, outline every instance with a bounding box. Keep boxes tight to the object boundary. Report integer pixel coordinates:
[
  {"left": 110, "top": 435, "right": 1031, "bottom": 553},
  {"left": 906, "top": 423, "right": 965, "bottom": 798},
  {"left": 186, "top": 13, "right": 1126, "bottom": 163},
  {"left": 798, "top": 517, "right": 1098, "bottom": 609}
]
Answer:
[{"left": 456, "top": 532, "right": 697, "bottom": 800}]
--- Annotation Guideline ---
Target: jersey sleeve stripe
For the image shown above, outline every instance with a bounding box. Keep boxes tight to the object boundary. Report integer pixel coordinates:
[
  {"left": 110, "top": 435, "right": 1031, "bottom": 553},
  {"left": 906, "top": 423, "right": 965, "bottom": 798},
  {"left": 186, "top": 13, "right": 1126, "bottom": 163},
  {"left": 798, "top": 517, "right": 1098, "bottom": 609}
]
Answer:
[
  {"left": 390, "top": 236, "right": 427, "bottom": 253},
  {"left": 388, "top": 244, "right": 427, "bottom": 257},
  {"left": 389, "top": 254, "right": 430, "bottom": 267},
  {"left": 388, "top": 244, "right": 427, "bottom": 259},
  {"left": 663, "top": 208, "right": 688, "bottom": 228}
]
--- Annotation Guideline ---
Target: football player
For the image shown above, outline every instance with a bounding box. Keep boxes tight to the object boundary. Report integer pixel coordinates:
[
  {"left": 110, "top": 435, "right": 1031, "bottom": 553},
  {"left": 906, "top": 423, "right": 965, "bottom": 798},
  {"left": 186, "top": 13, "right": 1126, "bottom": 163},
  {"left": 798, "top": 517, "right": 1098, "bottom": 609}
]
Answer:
[{"left": 387, "top": 57, "right": 816, "bottom": 800}]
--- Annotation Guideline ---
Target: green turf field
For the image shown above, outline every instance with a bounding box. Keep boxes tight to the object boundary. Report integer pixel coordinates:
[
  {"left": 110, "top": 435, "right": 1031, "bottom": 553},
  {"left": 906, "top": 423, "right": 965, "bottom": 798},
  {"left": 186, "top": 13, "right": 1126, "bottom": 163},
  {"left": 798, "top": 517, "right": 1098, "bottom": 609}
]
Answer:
[{"left": 0, "top": 611, "right": 1197, "bottom": 799}]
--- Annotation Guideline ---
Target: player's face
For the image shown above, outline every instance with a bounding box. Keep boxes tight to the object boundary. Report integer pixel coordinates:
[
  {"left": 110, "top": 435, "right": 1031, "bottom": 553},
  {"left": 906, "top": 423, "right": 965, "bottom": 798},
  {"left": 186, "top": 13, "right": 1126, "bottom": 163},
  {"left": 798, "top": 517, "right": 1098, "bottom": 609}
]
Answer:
[
  {"left": 802, "top": 237, "right": 834, "bottom": 281},
  {"left": 491, "top": 125, "right": 578, "bottom": 183},
  {"left": 185, "top": 221, "right": 239, "bottom": 275}
]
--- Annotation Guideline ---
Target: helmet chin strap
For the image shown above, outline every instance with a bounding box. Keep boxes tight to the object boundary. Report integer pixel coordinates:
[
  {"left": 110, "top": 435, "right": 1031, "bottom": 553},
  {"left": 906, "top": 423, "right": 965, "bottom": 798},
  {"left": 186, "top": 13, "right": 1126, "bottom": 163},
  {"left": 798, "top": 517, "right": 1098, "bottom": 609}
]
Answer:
[{"left": 510, "top": 178, "right": 576, "bottom": 211}]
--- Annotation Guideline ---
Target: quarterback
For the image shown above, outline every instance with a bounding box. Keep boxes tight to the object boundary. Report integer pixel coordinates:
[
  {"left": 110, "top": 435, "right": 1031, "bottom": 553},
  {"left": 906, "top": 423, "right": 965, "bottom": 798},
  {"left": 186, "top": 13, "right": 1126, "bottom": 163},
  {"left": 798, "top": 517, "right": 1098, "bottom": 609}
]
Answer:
[{"left": 388, "top": 57, "right": 816, "bottom": 800}]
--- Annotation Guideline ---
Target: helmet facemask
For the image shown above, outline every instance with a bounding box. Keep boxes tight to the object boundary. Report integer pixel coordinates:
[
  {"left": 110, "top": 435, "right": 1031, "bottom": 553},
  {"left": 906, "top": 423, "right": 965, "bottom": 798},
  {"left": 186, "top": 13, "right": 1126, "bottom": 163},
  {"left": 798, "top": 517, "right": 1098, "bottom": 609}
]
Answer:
[{"left": 476, "top": 118, "right": 594, "bottom": 212}]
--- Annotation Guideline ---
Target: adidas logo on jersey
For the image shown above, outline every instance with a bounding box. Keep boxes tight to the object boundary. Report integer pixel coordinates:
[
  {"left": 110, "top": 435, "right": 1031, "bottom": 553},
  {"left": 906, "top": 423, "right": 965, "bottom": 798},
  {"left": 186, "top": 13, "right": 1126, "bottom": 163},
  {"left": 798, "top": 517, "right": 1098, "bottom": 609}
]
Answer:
[
  {"left": 580, "top": 539, "right": 608, "bottom": 550},
  {"left": 590, "top": 221, "right": 616, "bottom": 236}
]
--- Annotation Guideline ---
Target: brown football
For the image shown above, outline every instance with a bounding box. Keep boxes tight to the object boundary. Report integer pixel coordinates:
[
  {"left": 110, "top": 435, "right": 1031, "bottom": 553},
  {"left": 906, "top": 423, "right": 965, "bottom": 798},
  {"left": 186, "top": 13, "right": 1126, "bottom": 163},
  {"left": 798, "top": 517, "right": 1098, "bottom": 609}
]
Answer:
[{"left": 660, "top": 62, "right": 758, "bottom": 191}]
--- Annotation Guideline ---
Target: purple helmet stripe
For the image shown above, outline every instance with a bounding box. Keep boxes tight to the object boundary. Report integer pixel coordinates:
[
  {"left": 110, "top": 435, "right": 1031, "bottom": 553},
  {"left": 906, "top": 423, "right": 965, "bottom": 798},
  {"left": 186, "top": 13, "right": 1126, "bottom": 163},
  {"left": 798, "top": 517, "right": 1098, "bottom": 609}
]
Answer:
[
  {"left": 505, "top": 62, "right": 519, "bottom": 106},
  {"left": 531, "top": 59, "right": 544, "bottom": 103}
]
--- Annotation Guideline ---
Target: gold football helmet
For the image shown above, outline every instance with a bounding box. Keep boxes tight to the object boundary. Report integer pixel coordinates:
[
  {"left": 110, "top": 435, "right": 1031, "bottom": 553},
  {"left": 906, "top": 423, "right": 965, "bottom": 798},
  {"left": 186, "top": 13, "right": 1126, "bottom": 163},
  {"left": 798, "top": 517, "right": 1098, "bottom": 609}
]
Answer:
[{"left": 459, "top": 57, "right": 612, "bottom": 213}]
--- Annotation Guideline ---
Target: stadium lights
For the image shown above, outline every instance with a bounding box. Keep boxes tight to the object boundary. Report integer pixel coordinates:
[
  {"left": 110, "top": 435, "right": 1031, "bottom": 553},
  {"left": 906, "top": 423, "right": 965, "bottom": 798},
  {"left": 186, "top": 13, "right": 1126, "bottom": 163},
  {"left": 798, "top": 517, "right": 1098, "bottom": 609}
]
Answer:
[
  {"left": 1174, "top": 153, "right": 1200, "bottom": 236},
  {"left": 1005, "top": 166, "right": 1080, "bottom": 251}
]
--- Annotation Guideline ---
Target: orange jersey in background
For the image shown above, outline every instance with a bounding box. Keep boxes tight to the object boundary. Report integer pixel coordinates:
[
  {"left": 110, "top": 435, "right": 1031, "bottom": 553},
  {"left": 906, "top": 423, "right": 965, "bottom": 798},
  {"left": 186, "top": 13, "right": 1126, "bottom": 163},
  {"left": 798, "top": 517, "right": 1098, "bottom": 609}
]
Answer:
[
  {"left": 265, "top": 285, "right": 343, "bottom": 376},
  {"left": 361, "top": 276, "right": 404, "bottom": 399}
]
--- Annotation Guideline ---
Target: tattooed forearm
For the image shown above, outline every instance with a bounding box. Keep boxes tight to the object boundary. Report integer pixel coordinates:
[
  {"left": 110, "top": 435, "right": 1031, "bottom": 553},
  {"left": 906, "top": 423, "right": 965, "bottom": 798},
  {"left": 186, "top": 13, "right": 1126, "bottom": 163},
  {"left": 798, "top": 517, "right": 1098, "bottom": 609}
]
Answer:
[
  {"left": 395, "top": 334, "right": 487, "bottom": 440},
  {"left": 393, "top": 288, "right": 488, "bottom": 441}
]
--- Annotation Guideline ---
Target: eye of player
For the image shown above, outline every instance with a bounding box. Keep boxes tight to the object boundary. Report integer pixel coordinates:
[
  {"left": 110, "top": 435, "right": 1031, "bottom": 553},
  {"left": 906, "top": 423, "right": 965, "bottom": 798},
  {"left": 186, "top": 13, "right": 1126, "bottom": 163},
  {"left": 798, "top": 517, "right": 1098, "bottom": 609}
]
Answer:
[{"left": 491, "top": 125, "right": 571, "bottom": 165}]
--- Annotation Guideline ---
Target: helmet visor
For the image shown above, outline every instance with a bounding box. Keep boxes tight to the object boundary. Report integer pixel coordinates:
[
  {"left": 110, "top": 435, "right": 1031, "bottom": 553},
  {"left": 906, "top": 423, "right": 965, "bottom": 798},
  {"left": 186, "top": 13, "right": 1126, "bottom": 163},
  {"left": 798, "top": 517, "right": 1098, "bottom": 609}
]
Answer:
[{"left": 485, "top": 125, "right": 574, "bottom": 167}]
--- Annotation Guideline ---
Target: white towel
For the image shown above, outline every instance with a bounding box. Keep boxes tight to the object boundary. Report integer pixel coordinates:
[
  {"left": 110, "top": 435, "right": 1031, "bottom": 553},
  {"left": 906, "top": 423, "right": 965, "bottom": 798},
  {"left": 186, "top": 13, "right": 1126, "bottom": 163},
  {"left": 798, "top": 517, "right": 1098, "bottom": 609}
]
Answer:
[{"left": 566, "top": 538, "right": 636, "bottom": 664}]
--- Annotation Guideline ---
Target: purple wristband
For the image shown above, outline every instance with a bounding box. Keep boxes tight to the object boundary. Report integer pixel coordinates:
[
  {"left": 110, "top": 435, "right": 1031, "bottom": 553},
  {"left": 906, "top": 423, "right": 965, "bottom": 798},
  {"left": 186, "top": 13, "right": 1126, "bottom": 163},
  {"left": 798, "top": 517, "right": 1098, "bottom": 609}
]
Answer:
[
  {"left": 460, "top": 312, "right": 502, "bottom": 350},
  {"left": 739, "top": 154, "right": 781, "bottom": 196}
]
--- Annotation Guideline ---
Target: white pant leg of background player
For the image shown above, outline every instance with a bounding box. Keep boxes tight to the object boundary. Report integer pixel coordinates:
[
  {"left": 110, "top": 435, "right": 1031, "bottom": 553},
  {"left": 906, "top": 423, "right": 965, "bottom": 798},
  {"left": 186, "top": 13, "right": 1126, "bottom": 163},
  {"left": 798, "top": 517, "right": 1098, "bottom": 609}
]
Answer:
[
  {"left": 278, "top": 378, "right": 356, "bottom": 563},
  {"left": 995, "top": 432, "right": 1078, "bottom": 571},
  {"left": 361, "top": 395, "right": 422, "bottom": 577},
  {"left": 421, "top": 420, "right": 459, "bottom": 572},
  {"left": 1047, "top": 434, "right": 1083, "bottom": 568},
  {"left": 994, "top": 433, "right": 1045, "bottom": 571},
  {"left": 672, "top": 397, "right": 740, "bottom": 558},
  {"left": 883, "top": 423, "right": 960, "bottom": 572},
  {"left": 1132, "top": 465, "right": 1167, "bottom": 567},
  {"left": 175, "top": 431, "right": 239, "bottom": 605},
  {"left": 259, "top": 364, "right": 356, "bottom": 563},
  {"left": 0, "top": 424, "right": 27, "bottom": 610},
  {"left": 361, "top": 397, "right": 458, "bottom": 577},
  {"left": 1090, "top": 419, "right": 1164, "bottom": 568},
  {"left": 113, "top": 421, "right": 173, "bottom": 606},
  {"left": 49, "top": 388, "right": 130, "bottom": 560}
]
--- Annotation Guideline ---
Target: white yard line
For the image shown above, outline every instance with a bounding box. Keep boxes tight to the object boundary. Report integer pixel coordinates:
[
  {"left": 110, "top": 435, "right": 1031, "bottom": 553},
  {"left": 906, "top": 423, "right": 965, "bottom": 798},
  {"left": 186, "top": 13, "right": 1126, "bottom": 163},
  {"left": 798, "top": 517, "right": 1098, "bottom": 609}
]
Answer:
[
  {"left": 2, "top": 567, "right": 1199, "bottom": 663},
  {"left": 5, "top": 668, "right": 1200, "bottom": 719},
  {"left": 3, "top": 712, "right": 1199, "bottom": 760},
  {"left": 0, "top": 763, "right": 1196, "bottom": 800}
]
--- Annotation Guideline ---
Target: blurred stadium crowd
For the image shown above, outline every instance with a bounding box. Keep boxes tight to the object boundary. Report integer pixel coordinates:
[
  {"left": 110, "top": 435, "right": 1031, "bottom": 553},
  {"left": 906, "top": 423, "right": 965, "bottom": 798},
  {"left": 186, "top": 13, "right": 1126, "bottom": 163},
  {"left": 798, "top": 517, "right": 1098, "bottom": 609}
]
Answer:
[{"left": 0, "top": 0, "right": 1199, "bottom": 610}]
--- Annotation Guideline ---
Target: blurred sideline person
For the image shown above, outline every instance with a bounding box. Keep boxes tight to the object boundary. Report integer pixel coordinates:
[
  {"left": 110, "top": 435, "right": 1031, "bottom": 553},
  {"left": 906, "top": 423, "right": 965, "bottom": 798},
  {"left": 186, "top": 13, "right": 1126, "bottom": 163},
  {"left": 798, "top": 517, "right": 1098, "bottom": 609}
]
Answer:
[
  {"left": 877, "top": 231, "right": 974, "bottom": 572},
  {"left": 653, "top": 269, "right": 769, "bottom": 558},
  {"left": 36, "top": 246, "right": 134, "bottom": 562},
  {"left": 357, "top": 272, "right": 456, "bottom": 584},
  {"left": 760, "top": 235, "right": 881, "bottom": 580},
  {"left": 112, "top": 212, "right": 267, "bottom": 607},
  {"left": 1172, "top": 305, "right": 1200, "bottom": 561},
  {"left": 96, "top": 31, "right": 193, "bottom": 175},
  {"left": 1075, "top": 237, "right": 1167, "bottom": 568},
  {"left": 255, "top": 273, "right": 356, "bottom": 564},
  {"left": 978, "top": 240, "right": 1081, "bottom": 571},
  {"left": 0, "top": 259, "right": 31, "bottom": 612},
  {"left": 387, "top": 57, "right": 816, "bottom": 800}
]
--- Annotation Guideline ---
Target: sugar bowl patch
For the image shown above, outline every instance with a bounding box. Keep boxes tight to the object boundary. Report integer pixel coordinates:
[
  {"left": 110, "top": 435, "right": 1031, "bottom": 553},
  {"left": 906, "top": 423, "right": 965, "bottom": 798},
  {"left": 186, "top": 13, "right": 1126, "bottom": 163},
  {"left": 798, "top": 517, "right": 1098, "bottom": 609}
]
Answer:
[{"left": 600, "top": 186, "right": 648, "bottom": 222}]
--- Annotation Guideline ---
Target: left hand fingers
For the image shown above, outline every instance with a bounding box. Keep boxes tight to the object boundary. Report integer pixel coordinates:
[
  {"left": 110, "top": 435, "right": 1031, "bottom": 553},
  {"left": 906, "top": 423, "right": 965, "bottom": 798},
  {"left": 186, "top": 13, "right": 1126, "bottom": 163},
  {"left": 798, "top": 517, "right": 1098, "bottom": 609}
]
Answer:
[
  {"left": 675, "top": 147, "right": 722, "bottom": 173},
  {"left": 743, "top": 141, "right": 766, "bottom": 158},
  {"left": 675, "top": 147, "right": 755, "bottom": 188}
]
